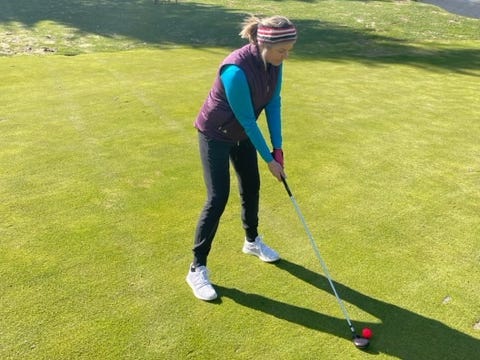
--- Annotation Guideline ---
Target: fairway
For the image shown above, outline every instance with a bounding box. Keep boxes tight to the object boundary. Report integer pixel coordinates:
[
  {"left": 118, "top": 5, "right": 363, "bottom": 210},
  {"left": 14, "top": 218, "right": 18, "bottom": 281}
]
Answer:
[{"left": 1, "top": 1, "right": 479, "bottom": 359}]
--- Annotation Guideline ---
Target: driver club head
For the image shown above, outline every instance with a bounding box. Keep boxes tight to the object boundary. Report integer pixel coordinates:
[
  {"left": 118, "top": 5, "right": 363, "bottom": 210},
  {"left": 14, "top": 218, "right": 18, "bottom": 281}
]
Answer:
[{"left": 353, "top": 335, "right": 370, "bottom": 350}]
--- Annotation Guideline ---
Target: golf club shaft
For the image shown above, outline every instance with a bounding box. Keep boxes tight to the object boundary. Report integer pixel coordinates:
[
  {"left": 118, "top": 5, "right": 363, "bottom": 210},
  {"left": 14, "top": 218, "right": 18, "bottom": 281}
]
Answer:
[{"left": 281, "top": 177, "right": 356, "bottom": 336}]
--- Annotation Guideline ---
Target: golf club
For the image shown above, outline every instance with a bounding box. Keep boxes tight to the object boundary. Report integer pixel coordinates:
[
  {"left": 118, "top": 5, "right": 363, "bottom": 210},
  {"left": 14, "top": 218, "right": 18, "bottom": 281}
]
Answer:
[{"left": 281, "top": 176, "right": 370, "bottom": 350}]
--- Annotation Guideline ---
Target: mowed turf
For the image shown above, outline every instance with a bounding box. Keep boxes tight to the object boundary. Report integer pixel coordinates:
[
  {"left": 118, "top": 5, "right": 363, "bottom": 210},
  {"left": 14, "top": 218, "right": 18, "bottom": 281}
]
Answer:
[{"left": 1, "top": 1, "right": 480, "bottom": 359}]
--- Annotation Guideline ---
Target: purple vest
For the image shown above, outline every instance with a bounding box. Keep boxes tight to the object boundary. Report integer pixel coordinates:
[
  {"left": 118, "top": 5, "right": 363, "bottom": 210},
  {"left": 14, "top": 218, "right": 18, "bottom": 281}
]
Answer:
[{"left": 195, "top": 44, "right": 280, "bottom": 142}]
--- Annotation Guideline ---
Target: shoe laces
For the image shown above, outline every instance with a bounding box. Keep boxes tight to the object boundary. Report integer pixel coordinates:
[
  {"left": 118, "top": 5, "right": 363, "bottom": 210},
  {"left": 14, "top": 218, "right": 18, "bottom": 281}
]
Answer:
[
  {"left": 255, "top": 236, "right": 267, "bottom": 250},
  {"left": 252, "top": 236, "right": 263, "bottom": 246},
  {"left": 194, "top": 266, "right": 211, "bottom": 287}
]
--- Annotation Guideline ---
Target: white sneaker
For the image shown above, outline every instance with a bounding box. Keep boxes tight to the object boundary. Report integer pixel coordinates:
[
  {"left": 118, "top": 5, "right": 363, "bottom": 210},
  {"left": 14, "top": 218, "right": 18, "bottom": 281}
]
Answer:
[
  {"left": 242, "top": 236, "right": 280, "bottom": 263},
  {"left": 186, "top": 265, "right": 218, "bottom": 301}
]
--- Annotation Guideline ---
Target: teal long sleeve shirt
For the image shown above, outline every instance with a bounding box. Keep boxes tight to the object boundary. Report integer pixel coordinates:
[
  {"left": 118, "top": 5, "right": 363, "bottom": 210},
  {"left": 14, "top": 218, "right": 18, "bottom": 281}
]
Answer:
[{"left": 220, "top": 64, "right": 283, "bottom": 163}]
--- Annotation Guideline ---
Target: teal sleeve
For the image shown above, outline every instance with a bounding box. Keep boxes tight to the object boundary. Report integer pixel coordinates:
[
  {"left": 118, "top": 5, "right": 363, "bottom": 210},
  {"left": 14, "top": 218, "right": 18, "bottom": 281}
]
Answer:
[
  {"left": 220, "top": 65, "right": 274, "bottom": 163},
  {"left": 265, "top": 65, "right": 283, "bottom": 149}
]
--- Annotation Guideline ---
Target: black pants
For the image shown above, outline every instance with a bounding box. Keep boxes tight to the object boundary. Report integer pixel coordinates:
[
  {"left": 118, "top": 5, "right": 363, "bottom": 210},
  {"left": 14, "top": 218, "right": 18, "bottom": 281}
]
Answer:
[{"left": 192, "top": 132, "right": 260, "bottom": 268}]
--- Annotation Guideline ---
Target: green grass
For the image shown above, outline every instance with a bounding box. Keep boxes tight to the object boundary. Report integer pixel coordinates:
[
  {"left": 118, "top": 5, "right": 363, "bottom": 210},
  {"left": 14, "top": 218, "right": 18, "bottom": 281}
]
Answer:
[{"left": 1, "top": 0, "right": 479, "bottom": 359}]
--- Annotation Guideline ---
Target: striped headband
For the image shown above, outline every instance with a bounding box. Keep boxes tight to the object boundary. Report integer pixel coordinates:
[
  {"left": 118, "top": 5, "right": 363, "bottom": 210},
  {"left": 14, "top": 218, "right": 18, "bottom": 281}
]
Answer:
[{"left": 257, "top": 25, "right": 297, "bottom": 44}]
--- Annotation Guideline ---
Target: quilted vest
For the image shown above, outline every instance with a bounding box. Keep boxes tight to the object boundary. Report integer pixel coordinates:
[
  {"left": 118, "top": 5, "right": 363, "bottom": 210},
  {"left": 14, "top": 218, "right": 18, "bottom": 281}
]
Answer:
[{"left": 195, "top": 43, "right": 280, "bottom": 142}]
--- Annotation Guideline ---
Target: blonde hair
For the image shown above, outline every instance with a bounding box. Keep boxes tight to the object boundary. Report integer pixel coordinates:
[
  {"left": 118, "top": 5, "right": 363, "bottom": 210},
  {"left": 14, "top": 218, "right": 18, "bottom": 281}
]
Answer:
[{"left": 239, "top": 15, "right": 295, "bottom": 46}]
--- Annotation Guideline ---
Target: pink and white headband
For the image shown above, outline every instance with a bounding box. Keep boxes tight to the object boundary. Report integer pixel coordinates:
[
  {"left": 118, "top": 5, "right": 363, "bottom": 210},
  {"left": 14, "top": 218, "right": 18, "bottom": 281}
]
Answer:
[{"left": 257, "top": 25, "right": 297, "bottom": 44}]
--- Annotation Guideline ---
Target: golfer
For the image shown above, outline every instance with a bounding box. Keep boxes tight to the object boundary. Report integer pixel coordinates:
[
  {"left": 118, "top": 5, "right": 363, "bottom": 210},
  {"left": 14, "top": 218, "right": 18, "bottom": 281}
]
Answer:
[{"left": 187, "top": 15, "right": 297, "bottom": 301}]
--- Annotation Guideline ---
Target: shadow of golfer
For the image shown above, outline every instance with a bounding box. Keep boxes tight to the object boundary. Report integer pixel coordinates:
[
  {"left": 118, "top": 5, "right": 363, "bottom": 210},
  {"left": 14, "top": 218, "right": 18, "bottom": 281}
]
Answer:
[
  {"left": 216, "top": 259, "right": 479, "bottom": 359},
  {"left": 215, "top": 285, "right": 364, "bottom": 349}
]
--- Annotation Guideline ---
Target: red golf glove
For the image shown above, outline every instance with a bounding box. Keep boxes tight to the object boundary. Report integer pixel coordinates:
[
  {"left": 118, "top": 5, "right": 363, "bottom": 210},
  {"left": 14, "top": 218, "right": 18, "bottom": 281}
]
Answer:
[{"left": 272, "top": 148, "right": 284, "bottom": 168}]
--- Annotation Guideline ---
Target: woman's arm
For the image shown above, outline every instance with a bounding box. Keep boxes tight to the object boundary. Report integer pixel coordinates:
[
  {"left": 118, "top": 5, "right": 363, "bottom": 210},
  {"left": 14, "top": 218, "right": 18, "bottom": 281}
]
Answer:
[
  {"left": 265, "top": 65, "right": 283, "bottom": 150},
  {"left": 220, "top": 65, "right": 274, "bottom": 163}
]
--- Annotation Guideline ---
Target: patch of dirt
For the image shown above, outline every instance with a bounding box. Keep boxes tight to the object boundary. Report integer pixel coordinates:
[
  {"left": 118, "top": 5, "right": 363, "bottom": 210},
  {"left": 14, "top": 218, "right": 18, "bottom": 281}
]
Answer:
[{"left": 1, "top": 31, "right": 57, "bottom": 55}]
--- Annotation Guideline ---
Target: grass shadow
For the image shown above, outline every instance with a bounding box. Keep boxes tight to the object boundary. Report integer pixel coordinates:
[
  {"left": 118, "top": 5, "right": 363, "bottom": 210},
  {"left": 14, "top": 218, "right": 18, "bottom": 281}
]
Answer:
[
  {"left": 295, "top": 18, "right": 480, "bottom": 76},
  {"left": 215, "top": 285, "right": 365, "bottom": 351},
  {"left": 0, "top": 0, "right": 479, "bottom": 74},
  {"left": 0, "top": 0, "right": 247, "bottom": 49},
  {"left": 217, "top": 259, "right": 480, "bottom": 359}
]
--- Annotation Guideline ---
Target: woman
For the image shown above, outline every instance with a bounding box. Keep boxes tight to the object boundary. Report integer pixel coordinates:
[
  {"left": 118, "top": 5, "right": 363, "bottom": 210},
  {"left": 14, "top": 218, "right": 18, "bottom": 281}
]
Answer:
[{"left": 187, "top": 15, "right": 297, "bottom": 301}]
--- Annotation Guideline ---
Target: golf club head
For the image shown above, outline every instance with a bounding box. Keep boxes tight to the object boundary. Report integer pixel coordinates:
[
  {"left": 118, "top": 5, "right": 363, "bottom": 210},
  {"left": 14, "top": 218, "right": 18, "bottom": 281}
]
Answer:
[{"left": 353, "top": 335, "right": 370, "bottom": 350}]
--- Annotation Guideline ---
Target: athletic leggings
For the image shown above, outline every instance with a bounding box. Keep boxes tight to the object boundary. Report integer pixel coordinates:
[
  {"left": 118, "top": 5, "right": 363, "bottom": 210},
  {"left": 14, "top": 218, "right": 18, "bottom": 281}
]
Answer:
[{"left": 192, "top": 131, "right": 260, "bottom": 268}]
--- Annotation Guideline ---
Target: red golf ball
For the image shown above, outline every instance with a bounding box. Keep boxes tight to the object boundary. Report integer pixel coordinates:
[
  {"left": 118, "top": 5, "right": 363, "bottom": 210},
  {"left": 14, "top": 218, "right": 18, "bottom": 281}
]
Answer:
[{"left": 362, "top": 327, "right": 373, "bottom": 339}]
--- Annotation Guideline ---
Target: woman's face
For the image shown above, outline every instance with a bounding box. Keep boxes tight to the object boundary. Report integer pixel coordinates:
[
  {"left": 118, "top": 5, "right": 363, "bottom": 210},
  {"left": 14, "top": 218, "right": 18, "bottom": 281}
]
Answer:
[{"left": 263, "top": 41, "right": 295, "bottom": 66}]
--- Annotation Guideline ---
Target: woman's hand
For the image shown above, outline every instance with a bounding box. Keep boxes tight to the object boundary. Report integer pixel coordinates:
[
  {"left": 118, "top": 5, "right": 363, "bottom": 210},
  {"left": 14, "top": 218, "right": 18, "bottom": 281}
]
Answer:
[
  {"left": 272, "top": 148, "right": 284, "bottom": 167},
  {"left": 268, "top": 160, "right": 286, "bottom": 181}
]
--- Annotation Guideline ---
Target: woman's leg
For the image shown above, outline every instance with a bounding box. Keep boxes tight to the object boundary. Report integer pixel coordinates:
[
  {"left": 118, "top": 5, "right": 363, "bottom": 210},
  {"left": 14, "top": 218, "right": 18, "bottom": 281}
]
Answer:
[
  {"left": 192, "top": 132, "right": 232, "bottom": 268},
  {"left": 230, "top": 138, "right": 260, "bottom": 242},
  {"left": 231, "top": 138, "right": 280, "bottom": 263}
]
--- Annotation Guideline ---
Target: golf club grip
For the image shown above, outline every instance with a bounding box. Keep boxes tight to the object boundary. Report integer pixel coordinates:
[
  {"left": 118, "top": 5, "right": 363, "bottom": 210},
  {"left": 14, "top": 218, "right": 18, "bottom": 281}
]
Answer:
[{"left": 281, "top": 176, "right": 293, "bottom": 197}]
